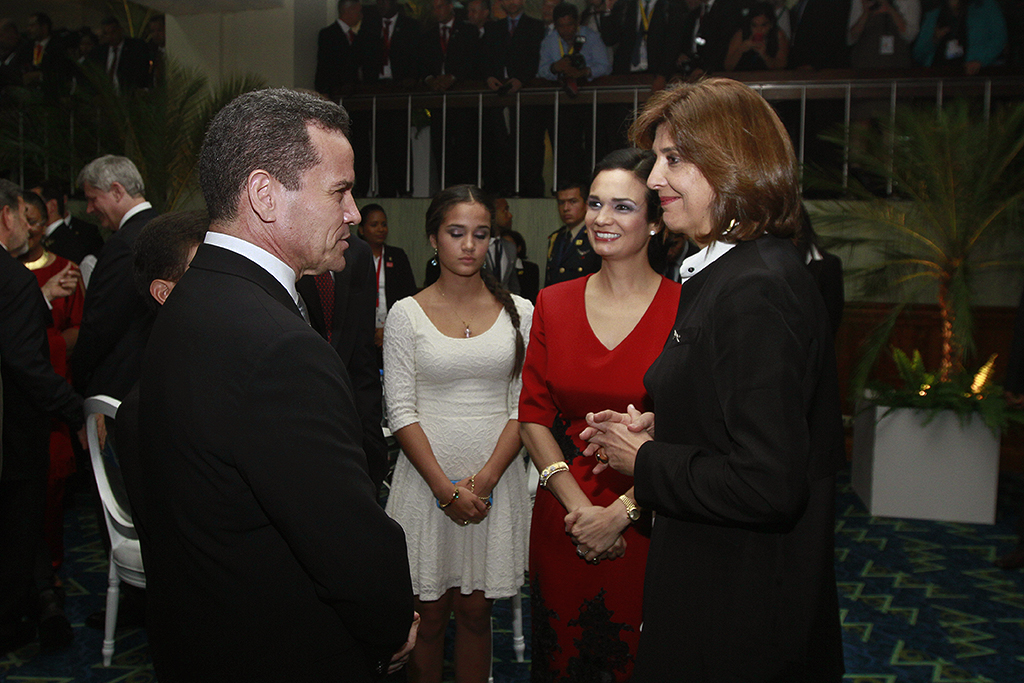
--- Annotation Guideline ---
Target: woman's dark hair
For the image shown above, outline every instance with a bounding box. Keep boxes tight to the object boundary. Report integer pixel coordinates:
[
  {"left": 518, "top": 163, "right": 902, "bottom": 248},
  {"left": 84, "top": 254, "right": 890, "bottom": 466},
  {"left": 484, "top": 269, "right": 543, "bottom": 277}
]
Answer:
[
  {"left": 425, "top": 185, "right": 525, "bottom": 378},
  {"left": 359, "top": 202, "right": 386, "bottom": 225},
  {"left": 507, "top": 230, "right": 528, "bottom": 260},
  {"left": 741, "top": 2, "right": 780, "bottom": 58},
  {"left": 590, "top": 148, "right": 661, "bottom": 223},
  {"left": 630, "top": 78, "right": 801, "bottom": 242}
]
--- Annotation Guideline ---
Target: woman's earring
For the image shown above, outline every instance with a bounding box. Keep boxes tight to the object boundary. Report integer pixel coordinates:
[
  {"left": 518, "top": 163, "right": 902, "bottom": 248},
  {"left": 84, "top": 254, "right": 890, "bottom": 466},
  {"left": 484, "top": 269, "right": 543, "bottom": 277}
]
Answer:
[
  {"left": 723, "top": 218, "right": 738, "bottom": 235},
  {"left": 649, "top": 230, "right": 657, "bottom": 236}
]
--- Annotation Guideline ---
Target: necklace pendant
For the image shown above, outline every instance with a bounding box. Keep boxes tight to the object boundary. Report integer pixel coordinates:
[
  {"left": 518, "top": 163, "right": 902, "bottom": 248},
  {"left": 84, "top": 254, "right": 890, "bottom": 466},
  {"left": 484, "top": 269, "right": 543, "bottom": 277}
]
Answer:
[{"left": 464, "top": 326, "right": 472, "bottom": 338}]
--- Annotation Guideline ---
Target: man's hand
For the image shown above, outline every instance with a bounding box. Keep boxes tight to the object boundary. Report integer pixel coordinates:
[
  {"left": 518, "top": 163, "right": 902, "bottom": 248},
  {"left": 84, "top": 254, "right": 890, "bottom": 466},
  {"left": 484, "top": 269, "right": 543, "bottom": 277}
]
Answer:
[
  {"left": 387, "top": 612, "right": 421, "bottom": 674},
  {"left": 41, "top": 262, "right": 80, "bottom": 303},
  {"left": 486, "top": 76, "right": 503, "bottom": 91}
]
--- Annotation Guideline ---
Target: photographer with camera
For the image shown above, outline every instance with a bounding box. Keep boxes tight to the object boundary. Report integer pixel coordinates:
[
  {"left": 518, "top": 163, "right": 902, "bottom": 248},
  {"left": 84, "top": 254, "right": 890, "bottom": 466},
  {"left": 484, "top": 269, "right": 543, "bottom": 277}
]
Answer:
[
  {"left": 539, "top": 2, "right": 611, "bottom": 93},
  {"left": 538, "top": 2, "right": 612, "bottom": 186}
]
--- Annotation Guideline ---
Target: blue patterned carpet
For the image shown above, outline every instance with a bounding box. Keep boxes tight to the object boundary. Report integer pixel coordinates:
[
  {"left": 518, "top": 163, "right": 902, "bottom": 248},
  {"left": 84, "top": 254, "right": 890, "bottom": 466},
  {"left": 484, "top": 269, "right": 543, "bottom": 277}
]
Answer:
[{"left": 2, "top": 468, "right": 1022, "bottom": 682}]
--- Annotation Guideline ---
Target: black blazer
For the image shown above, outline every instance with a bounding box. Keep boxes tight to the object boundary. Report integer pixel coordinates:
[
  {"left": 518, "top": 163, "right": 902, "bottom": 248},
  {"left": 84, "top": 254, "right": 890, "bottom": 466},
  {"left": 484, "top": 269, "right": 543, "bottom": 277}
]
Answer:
[
  {"left": 138, "top": 244, "right": 413, "bottom": 682},
  {"left": 788, "top": 0, "right": 850, "bottom": 69},
  {"left": 602, "top": 0, "right": 686, "bottom": 77},
  {"left": 418, "top": 19, "right": 483, "bottom": 81},
  {"left": 0, "top": 249, "right": 83, "bottom": 479},
  {"left": 296, "top": 237, "right": 389, "bottom": 492},
  {"left": 481, "top": 14, "right": 546, "bottom": 82},
  {"left": 314, "top": 21, "right": 360, "bottom": 101},
  {"left": 544, "top": 223, "right": 601, "bottom": 287},
  {"left": 90, "top": 37, "right": 152, "bottom": 90},
  {"left": 357, "top": 12, "right": 420, "bottom": 84},
  {"left": 633, "top": 236, "right": 845, "bottom": 681},
  {"left": 806, "top": 249, "right": 844, "bottom": 339},
  {"left": 43, "top": 216, "right": 104, "bottom": 265},
  {"left": 379, "top": 244, "right": 417, "bottom": 310},
  {"left": 516, "top": 259, "right": 540, "bottom": 304},
  {"left": 679, "top": 0, "right": 745, "bottom": 73},
  {"left": 72, "top": 207, "right": 158, "bottom": 400}
]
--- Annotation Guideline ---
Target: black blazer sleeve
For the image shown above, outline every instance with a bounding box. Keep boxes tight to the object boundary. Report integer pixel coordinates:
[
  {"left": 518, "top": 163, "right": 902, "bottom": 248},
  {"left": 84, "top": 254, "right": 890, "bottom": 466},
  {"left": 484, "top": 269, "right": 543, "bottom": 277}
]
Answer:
[
  {"left": 634, "top": 262, "right": 842, "bottom": 526},
  {"left": 383, "top": 246, "right": 417, "bottom": 310}
]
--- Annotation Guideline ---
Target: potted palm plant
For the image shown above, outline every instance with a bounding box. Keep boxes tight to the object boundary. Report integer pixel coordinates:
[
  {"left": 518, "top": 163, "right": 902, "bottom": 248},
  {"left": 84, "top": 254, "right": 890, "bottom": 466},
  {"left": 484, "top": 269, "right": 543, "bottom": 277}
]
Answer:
[{"left": 814, "top": 99, "right": 1024, "bottom": 523}]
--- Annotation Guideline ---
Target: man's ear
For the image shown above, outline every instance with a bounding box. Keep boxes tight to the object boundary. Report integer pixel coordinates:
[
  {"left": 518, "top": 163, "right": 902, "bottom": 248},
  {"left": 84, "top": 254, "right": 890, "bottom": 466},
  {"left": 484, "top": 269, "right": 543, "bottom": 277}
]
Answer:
[
  {"left": 109, "top": 181, "right": 127, "bottom": 202},
  {"left": 149, "top": 278, "right": 175, "bottom": 306},
  {"left": 246, "top": 170, "right": 276, "bottom": 224}
]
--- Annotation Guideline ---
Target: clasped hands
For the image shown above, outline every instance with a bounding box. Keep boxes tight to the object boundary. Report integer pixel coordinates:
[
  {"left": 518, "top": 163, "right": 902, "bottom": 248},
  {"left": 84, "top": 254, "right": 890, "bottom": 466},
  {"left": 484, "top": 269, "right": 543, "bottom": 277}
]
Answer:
[
  {"left": 578, "top": 403, "right": 654, "bottom": 478},
  {"left": 439, "top": 472, "right": 493, "bottom": 527}
]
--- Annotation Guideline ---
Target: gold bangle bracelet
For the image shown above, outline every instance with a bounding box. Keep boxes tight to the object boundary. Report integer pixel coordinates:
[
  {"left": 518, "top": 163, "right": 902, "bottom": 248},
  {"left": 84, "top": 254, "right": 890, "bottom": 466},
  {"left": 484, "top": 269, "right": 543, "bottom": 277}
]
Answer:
[
  {"left": 439, "top": 487, "right": 459, "bottom": 509},
  {"left": 539, "top": 461, "right": 569, "bottom": 488}
]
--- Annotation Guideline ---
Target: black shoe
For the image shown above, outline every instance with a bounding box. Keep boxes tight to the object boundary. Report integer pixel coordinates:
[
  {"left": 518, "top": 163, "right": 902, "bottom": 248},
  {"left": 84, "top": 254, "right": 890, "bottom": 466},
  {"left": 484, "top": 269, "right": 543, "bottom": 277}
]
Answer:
[{"left": 38, "top": 612, "right": 73, "bottom": 651}]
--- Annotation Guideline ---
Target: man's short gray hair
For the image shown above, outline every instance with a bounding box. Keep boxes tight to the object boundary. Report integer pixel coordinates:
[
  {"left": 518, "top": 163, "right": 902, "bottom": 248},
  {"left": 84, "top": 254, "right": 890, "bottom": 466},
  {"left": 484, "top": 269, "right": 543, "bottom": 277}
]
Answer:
[
  {"left": 77, "top": 155, "right": 146, "bottom": 197},
  {"left": 0, "top": 178, "right": 21, "bottom": 211}
]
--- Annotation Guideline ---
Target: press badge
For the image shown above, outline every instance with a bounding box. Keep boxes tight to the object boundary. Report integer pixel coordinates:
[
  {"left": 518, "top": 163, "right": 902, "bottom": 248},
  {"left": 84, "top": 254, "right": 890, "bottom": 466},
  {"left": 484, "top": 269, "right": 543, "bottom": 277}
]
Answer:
[
  {"left": 880, "top": 35, "right": 895, "bottom": 55},
  {"left": 945, "top": 39, "right": 965, "bottom": 60}
]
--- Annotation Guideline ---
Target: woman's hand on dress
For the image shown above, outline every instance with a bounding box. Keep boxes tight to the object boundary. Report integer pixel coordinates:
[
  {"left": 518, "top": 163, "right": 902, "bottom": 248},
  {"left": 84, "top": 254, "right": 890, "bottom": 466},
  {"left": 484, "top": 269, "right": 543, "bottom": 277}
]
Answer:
[
  {"left": 441, "top": 486, "right": 489, "bottom": 526},
  {"left": 564, "top": 504, "right": 631, "bottom": 556}
]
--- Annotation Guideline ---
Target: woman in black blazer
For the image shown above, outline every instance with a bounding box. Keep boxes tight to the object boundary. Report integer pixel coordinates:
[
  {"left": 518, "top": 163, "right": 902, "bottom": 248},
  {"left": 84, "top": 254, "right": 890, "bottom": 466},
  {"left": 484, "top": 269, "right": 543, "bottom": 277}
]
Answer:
[
  {"left": 577, "top": 79, "right": 846, "bottom": 682},
  {"left": 359, "top": 203, "right": 417, "bottom": 361}
]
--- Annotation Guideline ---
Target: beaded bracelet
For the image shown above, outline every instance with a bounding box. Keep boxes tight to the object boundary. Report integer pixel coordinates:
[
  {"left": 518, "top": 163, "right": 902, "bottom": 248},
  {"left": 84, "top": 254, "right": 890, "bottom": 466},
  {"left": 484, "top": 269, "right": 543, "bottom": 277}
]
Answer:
[
  {"left": 438, "top": 487, "right": 459, "bottom": 509},
  {"left": 539, "top": 461, "right": 569, "bottom": 488}
]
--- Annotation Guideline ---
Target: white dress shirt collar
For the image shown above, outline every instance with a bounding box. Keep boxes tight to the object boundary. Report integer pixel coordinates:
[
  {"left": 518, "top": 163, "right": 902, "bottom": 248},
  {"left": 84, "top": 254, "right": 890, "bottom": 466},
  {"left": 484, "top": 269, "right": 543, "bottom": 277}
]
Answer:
[
  {"left": 679, "top": 239, "right": 736, "bottom": 282},
  {"left": 45, "top": 218, "right": 64, "bottom": 237},
  {"left": 203, "top": 232, "right": 300, "bottom": 307},
  {"left": 118, "top": 201, "right": 152, "bottom": 230}
]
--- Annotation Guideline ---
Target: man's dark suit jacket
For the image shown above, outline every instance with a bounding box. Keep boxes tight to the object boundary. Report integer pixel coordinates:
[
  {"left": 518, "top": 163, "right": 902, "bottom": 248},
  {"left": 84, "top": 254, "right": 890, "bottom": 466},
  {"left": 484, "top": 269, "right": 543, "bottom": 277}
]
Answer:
[
  {"left": 545, "top": 223, "right": 601, "bottom": 287},
  {"left": 43, "top": 216, "right": 104, "bottom": 265},
  {"left": 788, "top": 0, "right": 850, "bottom": 69},
  {"left": 89, "top": 37, "right": 152, "bottom": 90},
  {"left": 602, "top": 0, "right": 686, "bottom": 76},
  {"left": 357, "top": 12, "right": 420, "bottom": 84},
  {"left": 315, "top": 21, "right": 360, "bottom": 102},
  {"left": 633, "top": 236, "right": 845, "bottom": 681},
  {"left": 481, "top": 14, "right": 545, "bottom": 82},
  {"left": 72, "top": 207, "right": 158, "bottom": 400},
  {"left": 0, "top": 249, "right": 83, "bottom": 479},
  {"left": 516, "top": 259, "right": 540, "bottom": 303},
  {"left": 296, "top": 237, "right": 388, "bottom": 492},
  {"left": 680, "top": 0, "right": 745, "bottom": 73},
  {"left": 138, "top": 243, "right": 413, "bottom": 682},
  {"left": 418, "top": 19, "right": 482, "bottom": 81}
]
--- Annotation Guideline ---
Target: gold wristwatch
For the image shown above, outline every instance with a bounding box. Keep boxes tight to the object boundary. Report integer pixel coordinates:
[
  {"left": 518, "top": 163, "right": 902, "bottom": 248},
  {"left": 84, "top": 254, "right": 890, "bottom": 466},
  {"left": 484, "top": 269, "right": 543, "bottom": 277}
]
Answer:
[{"left": 618, "top": 494, "right": 641, "bottom": 522}]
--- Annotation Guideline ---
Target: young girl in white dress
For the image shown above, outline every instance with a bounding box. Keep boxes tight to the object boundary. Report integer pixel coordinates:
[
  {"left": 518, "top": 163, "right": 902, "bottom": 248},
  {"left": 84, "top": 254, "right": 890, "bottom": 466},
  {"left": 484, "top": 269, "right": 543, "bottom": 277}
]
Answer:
[{"left": 383, "top": 185, "right": 532, "bottom": 683}]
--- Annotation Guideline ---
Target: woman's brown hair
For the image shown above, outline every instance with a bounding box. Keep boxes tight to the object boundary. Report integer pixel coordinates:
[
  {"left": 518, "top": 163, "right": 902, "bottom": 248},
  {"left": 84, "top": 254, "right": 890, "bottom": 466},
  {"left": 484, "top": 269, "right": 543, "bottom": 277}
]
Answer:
[{"left": 629, "top": 78, "right": 801, "bottom": 242}]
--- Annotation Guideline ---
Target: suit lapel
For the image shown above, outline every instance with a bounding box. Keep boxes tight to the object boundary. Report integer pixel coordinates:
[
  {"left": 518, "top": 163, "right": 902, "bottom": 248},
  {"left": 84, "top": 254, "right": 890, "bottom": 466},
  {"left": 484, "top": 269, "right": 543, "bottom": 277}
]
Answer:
[{"left": 190, "top": 244, "right": 302, "bottom": 319}]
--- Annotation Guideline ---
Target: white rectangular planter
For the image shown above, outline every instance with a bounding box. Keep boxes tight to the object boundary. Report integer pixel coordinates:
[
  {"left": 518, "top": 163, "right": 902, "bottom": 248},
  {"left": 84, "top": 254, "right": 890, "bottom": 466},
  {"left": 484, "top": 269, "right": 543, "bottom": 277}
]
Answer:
[{"left": 851, "top": 402, "right": 1000, "bottom": 524}]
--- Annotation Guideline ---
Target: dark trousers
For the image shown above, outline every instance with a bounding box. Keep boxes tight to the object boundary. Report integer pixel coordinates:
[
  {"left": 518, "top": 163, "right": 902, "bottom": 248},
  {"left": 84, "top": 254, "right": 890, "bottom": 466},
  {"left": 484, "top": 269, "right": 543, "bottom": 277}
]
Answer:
[{"left": 0, "top": 469, "right": 48, "bottom": 637}]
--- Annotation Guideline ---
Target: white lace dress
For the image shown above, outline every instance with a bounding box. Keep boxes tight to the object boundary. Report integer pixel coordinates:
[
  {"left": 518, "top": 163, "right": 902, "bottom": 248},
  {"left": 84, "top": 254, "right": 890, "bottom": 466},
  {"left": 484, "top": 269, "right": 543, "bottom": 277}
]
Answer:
[{"left": 383, "top": 295, "right": 533, "bottom": 601}]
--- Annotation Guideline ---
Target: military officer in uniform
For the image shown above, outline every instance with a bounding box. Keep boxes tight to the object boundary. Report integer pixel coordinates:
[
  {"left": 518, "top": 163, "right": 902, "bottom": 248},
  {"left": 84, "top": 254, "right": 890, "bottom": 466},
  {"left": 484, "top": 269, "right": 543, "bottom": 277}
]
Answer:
[{"left": 544, "top": 181, "right": 600, "bottom": 287}]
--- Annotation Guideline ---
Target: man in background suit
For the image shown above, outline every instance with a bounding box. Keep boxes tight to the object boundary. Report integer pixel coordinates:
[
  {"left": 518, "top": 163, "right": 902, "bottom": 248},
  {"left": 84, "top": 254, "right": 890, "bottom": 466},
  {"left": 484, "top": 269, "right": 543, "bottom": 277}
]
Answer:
[
  {"left": 30, "top": 180, "right": 104, "bottom": 268},
  {"left": 296, "top": 236, "right": 390, "bottom": 492},
  {"left": 92, "top": 16, "right": 151, "bottom": 92},
  {"left": 545, "top": 181, "right": 599, "bottom": 286},
  {"left": 481, "top": 0, "right": 546, "bottom": 197},
  {"left": 420, "top": 0, "right": 483, "bottom": 187},
  {"left": 0, "top": 179, "right": 84, "bottom": 654},
  {"left": 602, "top": 0, "right": 685, "bottom": 84},
  {"left": 358, "top": 0, "right": 419, "bottom": 197},
  {"left": 72, "top": 155, "right": 158, "bottom": 401},
  {"left": 138, "top": 88, "right": 416, "bottom": 682},
  {"left": 22, "top": 13, "right": 72, "bottom": 98}
]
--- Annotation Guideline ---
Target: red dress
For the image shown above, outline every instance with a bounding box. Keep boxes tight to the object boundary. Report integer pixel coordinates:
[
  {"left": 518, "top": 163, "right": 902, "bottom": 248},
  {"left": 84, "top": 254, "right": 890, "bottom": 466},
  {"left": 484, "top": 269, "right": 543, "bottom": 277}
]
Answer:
[{"left": 519, "top": 274, "right": 681, "bottom": 683}]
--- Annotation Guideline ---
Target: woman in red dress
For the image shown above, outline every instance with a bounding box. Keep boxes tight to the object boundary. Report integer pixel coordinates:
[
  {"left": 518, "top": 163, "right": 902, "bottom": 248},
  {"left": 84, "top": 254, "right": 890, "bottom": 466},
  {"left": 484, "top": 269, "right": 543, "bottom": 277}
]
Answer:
[
  {"left": 519, "top": 149, "right": 681, "bottom": 682},
  {"left": 19, "top": 193, "right": 84, "bottom": 571}
]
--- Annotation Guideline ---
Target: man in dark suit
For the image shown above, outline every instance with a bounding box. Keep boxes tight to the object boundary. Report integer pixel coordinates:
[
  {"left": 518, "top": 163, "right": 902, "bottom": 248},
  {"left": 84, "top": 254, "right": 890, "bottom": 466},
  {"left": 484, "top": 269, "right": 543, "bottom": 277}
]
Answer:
[
  {"left": 677, "top": 0, "right": 745, "bottom": 74},
  {"left": 22, "top": 13, "right": 72, "bottom": 99},
  {"left": 72, "top": 155, "right": 158, "bottom": 401},
  {"left": 30, "top": 180, "right": 104, "bottom": 267},
  {"left": 357, "top": 0, "right": 419, "bottom": 197},
  {"left": 602, "top": 0, "right": 686, "bottom": 84},
  {"left": 137, "top": 88, "right": 416, "bottom": 682},
  {"left": 787, "top": 0, "right": 850, "bottom": 69},
  {"left": 420, "top": 0, "right": 484, "bottom": 187},
  {"left": 0, "top": 179, "right": 84, "bottom": 654},
  {"left": 315, "top": 0, "right": 364, "bottom": 103},
  {"left": 92, "top": 16, "right": 151, "bottom": 91},
  {"left": 545, "top": 181, "right": 600, "bottom": 286},
  {"left": 296, "top": 236, "right": 390, "bottom": 492},
  {"left": 481, "top": 0, "right": 546, "bottom": 197}
]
